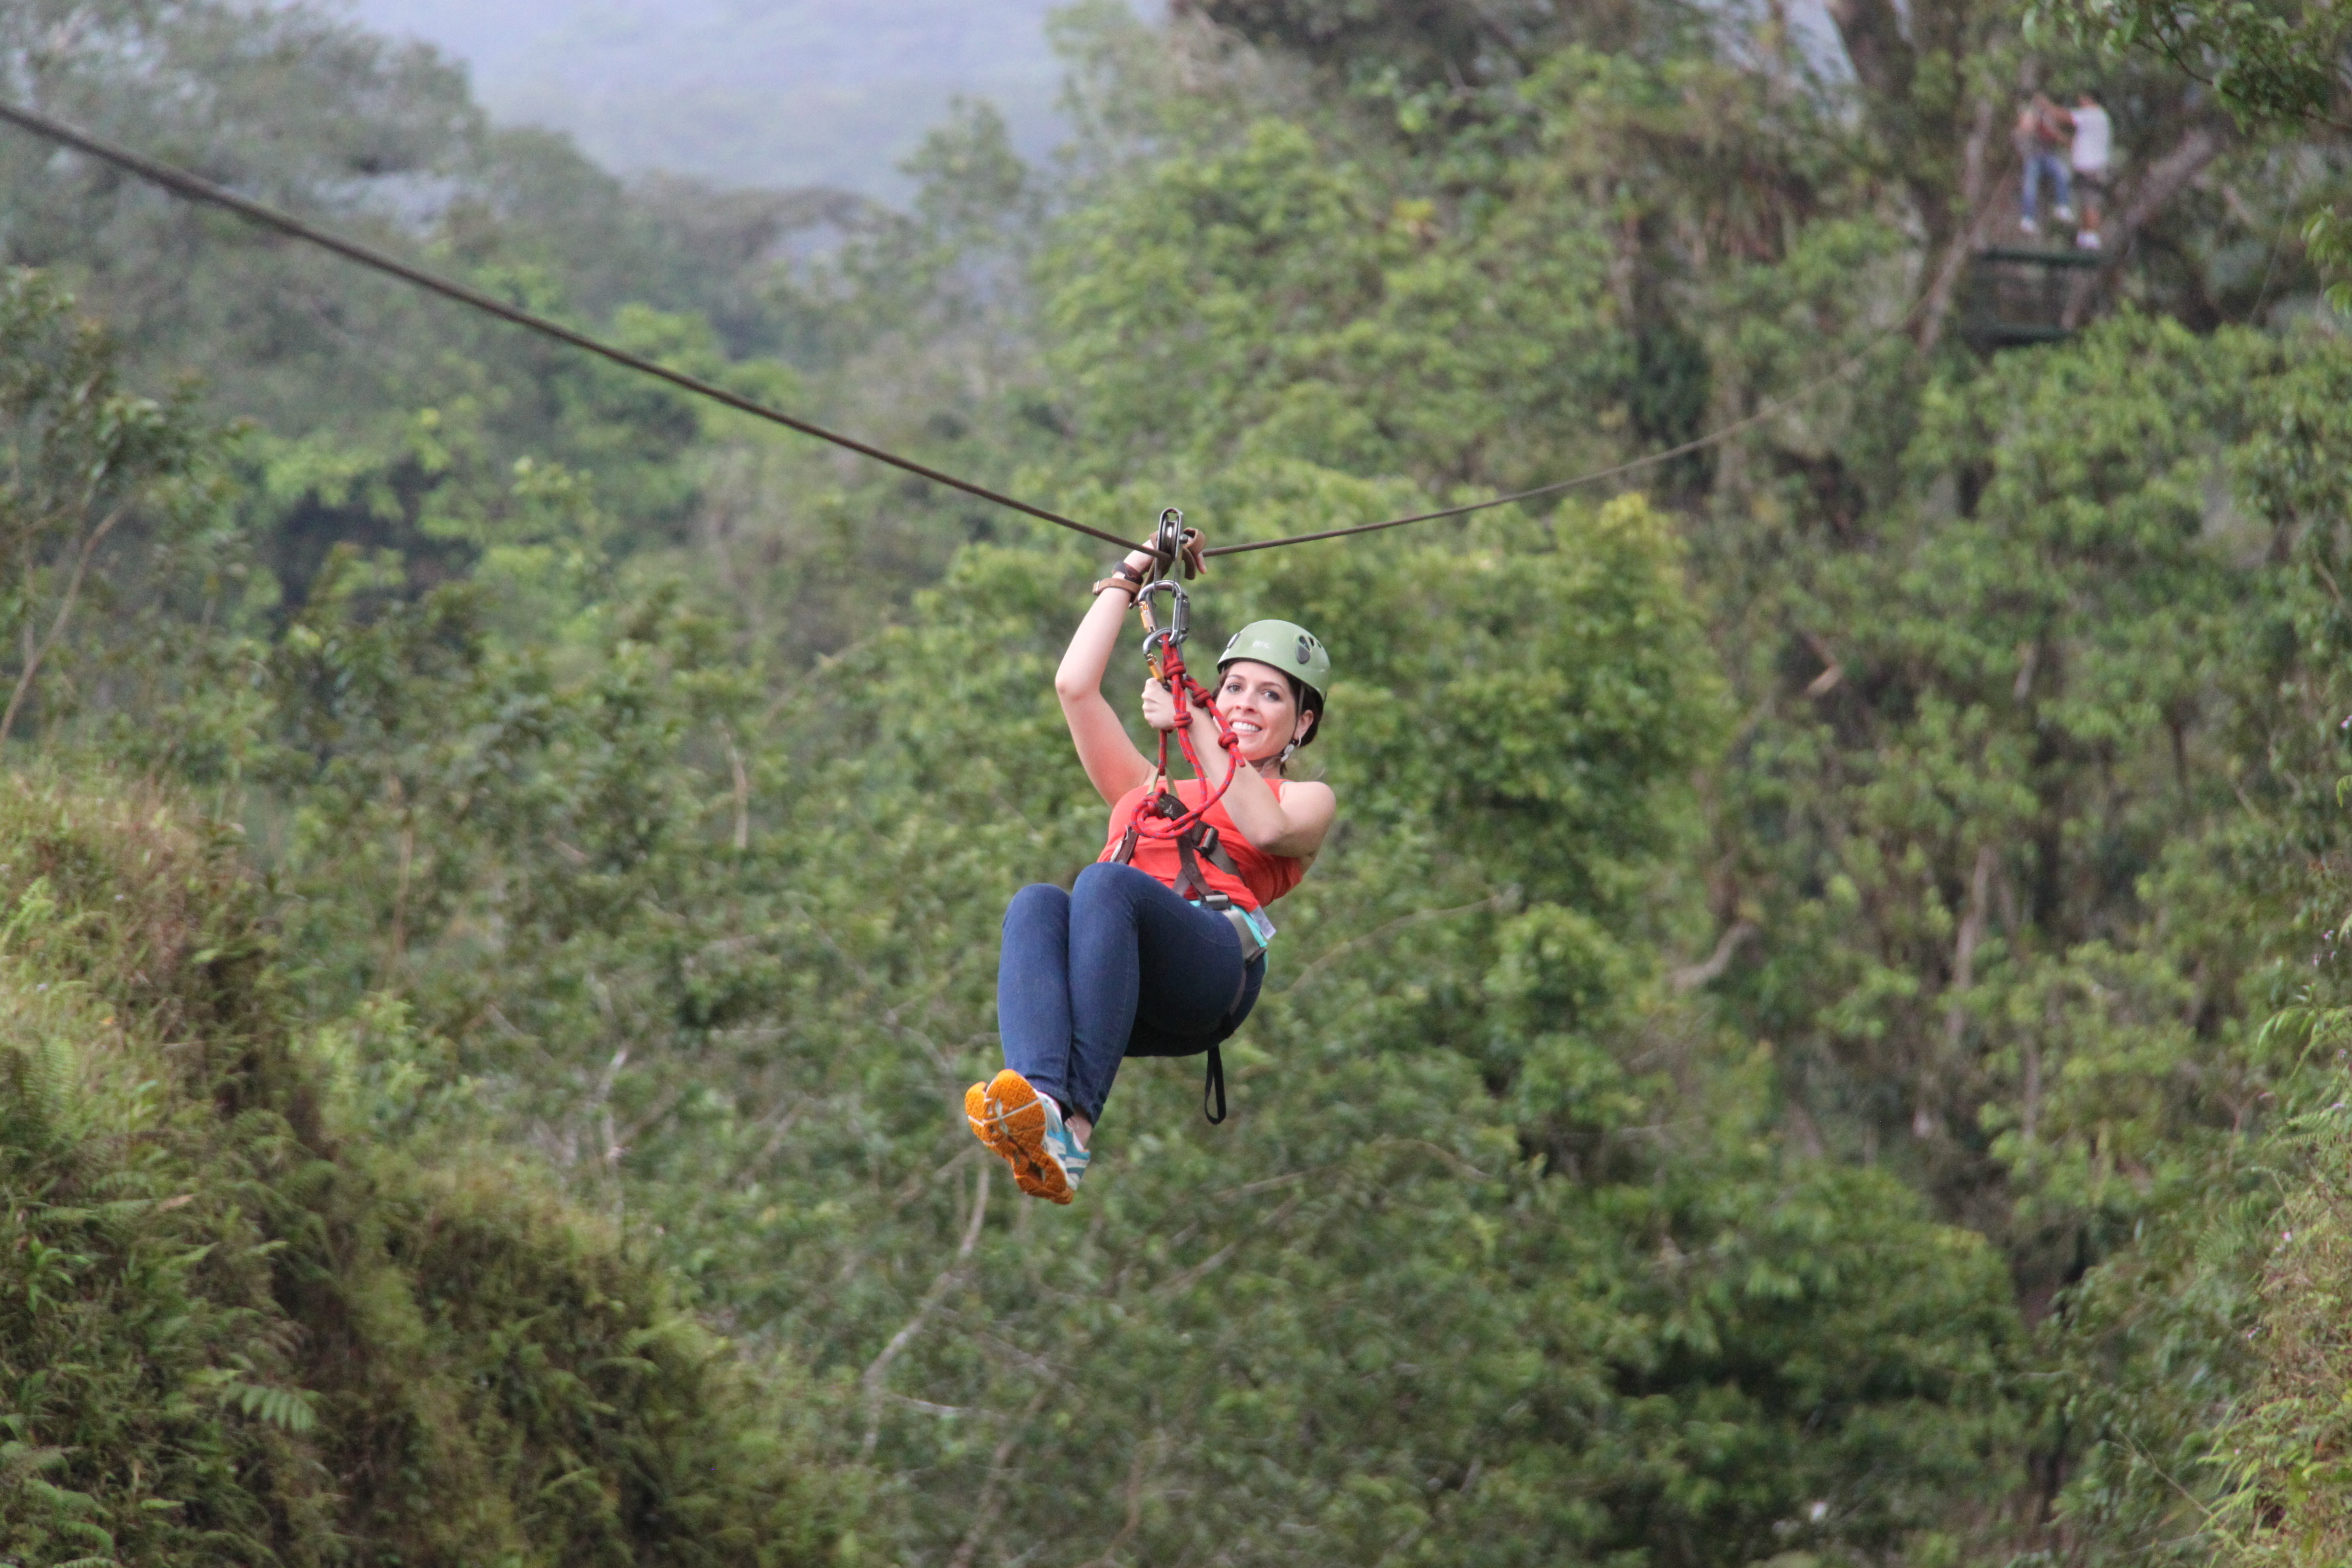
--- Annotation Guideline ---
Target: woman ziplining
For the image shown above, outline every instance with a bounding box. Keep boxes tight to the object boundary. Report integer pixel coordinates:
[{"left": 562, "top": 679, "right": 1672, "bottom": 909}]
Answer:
[{"left": 965, "top": 513, "right": 1335, "bottom": 1203}]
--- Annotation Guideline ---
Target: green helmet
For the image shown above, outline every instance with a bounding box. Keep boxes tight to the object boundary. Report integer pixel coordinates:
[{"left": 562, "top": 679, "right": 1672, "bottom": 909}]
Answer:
[{"left": 1218, "top": 619, "right": 1330, "bottom": 746}]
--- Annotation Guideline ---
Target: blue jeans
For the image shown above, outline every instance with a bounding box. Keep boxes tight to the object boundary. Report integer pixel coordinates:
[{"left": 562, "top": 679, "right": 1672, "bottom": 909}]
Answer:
[
  {"left": 2022, "top": 152, "right": 2072, "bottom": 222},
  {"left": 997, "top": 862, "right": 1265, "bottom": 1123}
]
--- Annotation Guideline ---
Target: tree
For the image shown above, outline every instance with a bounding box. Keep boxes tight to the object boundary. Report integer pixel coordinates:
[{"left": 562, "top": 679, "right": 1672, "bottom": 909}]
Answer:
[{"left": 0, "top": 270, "right": 226, "bottom": 746}]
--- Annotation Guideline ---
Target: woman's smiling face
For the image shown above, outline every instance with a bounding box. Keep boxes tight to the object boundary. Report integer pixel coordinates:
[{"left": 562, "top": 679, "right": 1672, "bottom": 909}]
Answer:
[{"left": 1216, "top": 659, "right": 1310, "bottom": 763}]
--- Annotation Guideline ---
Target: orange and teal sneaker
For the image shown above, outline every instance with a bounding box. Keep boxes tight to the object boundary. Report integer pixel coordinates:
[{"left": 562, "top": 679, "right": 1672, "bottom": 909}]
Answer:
[
  {"left": 965, "top": 1068, "right": 1088, "bottom": 1203},
  {"left": 965, "top": 1080, "right": 1007, "bottom": 1154}
]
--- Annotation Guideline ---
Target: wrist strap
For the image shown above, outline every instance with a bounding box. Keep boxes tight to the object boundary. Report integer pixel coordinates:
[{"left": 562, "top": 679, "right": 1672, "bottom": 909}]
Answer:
[{"left": 1091, "top": 560, "right": 1146, "bottom": 601}]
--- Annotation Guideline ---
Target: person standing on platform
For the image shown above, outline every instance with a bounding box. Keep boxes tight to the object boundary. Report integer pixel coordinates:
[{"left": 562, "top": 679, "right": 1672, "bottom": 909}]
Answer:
[
  {"left": 2016, "top": 94, "right": 2074, "bottom": 236},
  {"left": 2069, "top": 92, "right": 2113, "bottom": 248}
]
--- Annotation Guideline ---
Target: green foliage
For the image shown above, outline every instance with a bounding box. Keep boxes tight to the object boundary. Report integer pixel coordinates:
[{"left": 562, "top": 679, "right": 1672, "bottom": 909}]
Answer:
[
  {"left": 1041, "top": 115, "right": 1630, "bottom": 492},
  {"left": 2030, "top": 0, "right": 2350, "bottom": 128},
  {"left": 2029, "top": 0, "right": 2352, "bottom": 321},
  {"left": 2299, "top": 205, "right": 2352, "bottom": 312},
  {"left": 0, "top": 270, "right": 231, "bottom": 748},
  {"left": 0, "top": 775, "right": 843, "bottom": 1565},
  {"left": 9, "top": 0, "right": 2352, "bottom": 1561},
  {"left": 2213, "top": 1064, "right": 2352, "bottom": 1564},
  {"left": 228, "top": 424, "right": 2025, "bottom": 1562}
]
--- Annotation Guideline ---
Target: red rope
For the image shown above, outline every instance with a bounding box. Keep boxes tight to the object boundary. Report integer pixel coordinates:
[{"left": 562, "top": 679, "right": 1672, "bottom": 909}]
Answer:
[{"left": 1133, "top": 640, "right": 1245, "bottom": 840}]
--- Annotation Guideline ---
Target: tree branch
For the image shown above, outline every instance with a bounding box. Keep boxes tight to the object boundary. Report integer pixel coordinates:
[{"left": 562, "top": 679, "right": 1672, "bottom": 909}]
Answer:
[
  {"left": 1923, "top": 846, "right": 1997, "bottom": 1138},
  {"left": 945, "top": 1379, "right": 1055, "bottom": 1568},
  {"left": 1671, "top": 921, "right": 1760, "bottom": 992},
  {"left": 0, "top": 499, "right": 127, "bottom": 744},
  {"left": 861, "top": 1162, "right": 991, "bottom": 1456},
  {"left": 1916, "top": 95, "right": 2004, "bottom": 351},
  {"left": 1277, "top": 891, "right": 1513, "bottom": 996},
  {"left": 2063, "top": 122, "right": 2228, "bottom": 328}
]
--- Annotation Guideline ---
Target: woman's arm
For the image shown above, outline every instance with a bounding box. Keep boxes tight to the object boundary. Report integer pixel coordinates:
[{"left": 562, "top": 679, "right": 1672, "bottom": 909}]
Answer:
[
  {"left": 1056, "top": 550, "right": 1159, "bottom": 806},
  {"left": 1140, "top": 691, "right": 1336, "bottom": 860},
  {"left": 1195, "top": 705, "right": 1337, "bottom": 859}
]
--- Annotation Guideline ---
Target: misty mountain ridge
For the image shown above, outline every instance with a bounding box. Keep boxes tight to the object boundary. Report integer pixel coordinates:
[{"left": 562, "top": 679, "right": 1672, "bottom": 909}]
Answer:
[{"left": 342, "top": 0, "right": 1083, "bottom": 195}]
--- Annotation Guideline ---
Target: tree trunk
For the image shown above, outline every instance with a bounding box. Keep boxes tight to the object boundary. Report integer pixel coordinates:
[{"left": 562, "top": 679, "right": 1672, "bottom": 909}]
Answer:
[{"left": 2063, "top": 124, "right": 2228, "bottom": 328}]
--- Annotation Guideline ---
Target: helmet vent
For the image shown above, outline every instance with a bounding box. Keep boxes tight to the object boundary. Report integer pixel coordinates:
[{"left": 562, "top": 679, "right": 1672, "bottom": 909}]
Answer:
[{"left": 1295, "top": 636, "right": 1313, "bottom": 665}]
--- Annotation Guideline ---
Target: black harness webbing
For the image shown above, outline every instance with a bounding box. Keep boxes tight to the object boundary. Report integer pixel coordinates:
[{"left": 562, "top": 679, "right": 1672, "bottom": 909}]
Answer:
[{"left": 1111, "top": 799, "right": 1251, "bottom": 1124}]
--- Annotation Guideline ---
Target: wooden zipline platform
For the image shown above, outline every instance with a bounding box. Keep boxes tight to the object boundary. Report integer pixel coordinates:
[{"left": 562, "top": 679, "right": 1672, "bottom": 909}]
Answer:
[{"left": 1962, "top": 245, "right": 2107, "bottom": 350}]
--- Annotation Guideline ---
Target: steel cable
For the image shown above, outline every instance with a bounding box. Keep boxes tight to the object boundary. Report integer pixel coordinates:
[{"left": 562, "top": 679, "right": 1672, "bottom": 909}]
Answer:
[
  {"left": 0, "top": 97, "right": 1931, "bottom": 564},
  {"left": 0, "top": 97, "right": 1137, "bottom": 551},
  {"left": 1201, "top": 290, "right": 1933, "bottom": 557}
]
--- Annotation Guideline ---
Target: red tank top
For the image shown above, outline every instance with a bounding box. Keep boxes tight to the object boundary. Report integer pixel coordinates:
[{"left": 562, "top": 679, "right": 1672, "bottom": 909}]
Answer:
[{"left": 1098, "top": 777, "right": 1309, "bottom": 914}]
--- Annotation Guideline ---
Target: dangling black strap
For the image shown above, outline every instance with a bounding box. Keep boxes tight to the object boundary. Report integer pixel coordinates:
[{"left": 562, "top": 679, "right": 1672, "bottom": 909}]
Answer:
[
  {"left": 1195, "top": 823, "right": 1243, "bottom": 879},
  {"left": 1202, "top": 1043, "right": 1226, "bottom": 1124},
  {"left": 1171, "top": 828, "right": 1215, "bottom": 902}
]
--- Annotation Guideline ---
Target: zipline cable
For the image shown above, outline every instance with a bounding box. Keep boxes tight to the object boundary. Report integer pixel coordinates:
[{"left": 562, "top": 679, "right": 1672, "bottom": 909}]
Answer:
[
  {"left": 0, "top": 97, "right": 1933, "bottom": 564},
  {"left": 0, "top": 97, "right": 1138, "bottom": 553},
  {"left": 1202, "top": 289, "right": 1934, "bottom": 557}
]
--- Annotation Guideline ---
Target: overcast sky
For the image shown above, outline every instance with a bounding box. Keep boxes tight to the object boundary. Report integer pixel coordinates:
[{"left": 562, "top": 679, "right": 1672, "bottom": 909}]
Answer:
[{"left": 340, "top": 0, "right": 1078, "bottom": 194}]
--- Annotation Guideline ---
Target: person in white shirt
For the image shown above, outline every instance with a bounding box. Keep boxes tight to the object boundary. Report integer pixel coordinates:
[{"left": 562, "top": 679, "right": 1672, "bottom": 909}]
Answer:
[{"left": 2070, "top": 93, "right": 2113, "bottom": 248}]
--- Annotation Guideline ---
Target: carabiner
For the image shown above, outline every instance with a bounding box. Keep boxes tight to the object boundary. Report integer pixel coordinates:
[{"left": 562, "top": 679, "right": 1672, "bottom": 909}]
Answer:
[
  {"left": 1136, "top": 577, "right": 1188, "bottom": 682},
  {"left": 1136, "top": 577, "right": 1189, "bottom": 647}
]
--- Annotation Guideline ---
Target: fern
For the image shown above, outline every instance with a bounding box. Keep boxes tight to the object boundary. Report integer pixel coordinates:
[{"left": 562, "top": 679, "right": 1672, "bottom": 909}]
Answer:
[{"left": 211, "top": 1379, "right": 318, "bottom": 1435}]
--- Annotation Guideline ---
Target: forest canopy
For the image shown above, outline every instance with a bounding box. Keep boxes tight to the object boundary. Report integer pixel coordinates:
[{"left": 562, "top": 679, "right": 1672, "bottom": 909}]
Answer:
[{"left": 2, "top": 0, "right": 2352, "bottom": 1562}]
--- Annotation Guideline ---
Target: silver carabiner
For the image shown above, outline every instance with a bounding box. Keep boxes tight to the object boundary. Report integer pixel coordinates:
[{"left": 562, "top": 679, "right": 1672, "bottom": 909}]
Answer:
[
  {"left": 1137, "top": 577, "right": 1190, "bottom": 680},
  {"left": 1136, "top": 577, "right": 1189, "bottom": 646}
]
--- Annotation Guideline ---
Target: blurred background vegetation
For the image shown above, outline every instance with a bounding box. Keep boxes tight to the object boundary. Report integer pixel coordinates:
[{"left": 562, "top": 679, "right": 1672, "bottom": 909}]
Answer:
[
  {"left": 343, "top": 0, "right": 1070, "bottom": 196},
  {"left": 2, "top": 0, "right": 2352, "bottom": 1561}
]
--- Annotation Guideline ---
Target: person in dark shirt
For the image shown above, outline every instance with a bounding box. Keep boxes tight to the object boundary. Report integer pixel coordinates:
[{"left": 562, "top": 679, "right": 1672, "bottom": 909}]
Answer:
[{"left": 2015, "top": 93, "right": 2075, "bottom": 236}]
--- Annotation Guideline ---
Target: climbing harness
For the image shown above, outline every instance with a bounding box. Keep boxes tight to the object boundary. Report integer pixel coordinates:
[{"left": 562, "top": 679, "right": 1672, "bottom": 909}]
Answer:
[
  {"left": 1102, "top": 509, "right": 1279, "bottom": 1124},
  {"left": 1102, "top": 829, "right": 1266, "bottom": 1124}
]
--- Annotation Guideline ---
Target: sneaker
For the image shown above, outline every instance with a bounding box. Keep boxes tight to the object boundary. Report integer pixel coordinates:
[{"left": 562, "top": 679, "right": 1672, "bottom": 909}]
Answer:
[
  {"left": 2076, "top": 230, "right": 2102, "bottom": 249},
  {"left": 974, "top": 1069, "right": 1089, "bottom": 1203},
  {"left": 2019, "top": 216, "right": 2039, "bottom": 235},
  {"left": 966, "top": 1080, "right": 1013, "bottom": 1157},
  {"left": 2054, "top": 204, "right": 2075, "bottom": 223}
]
